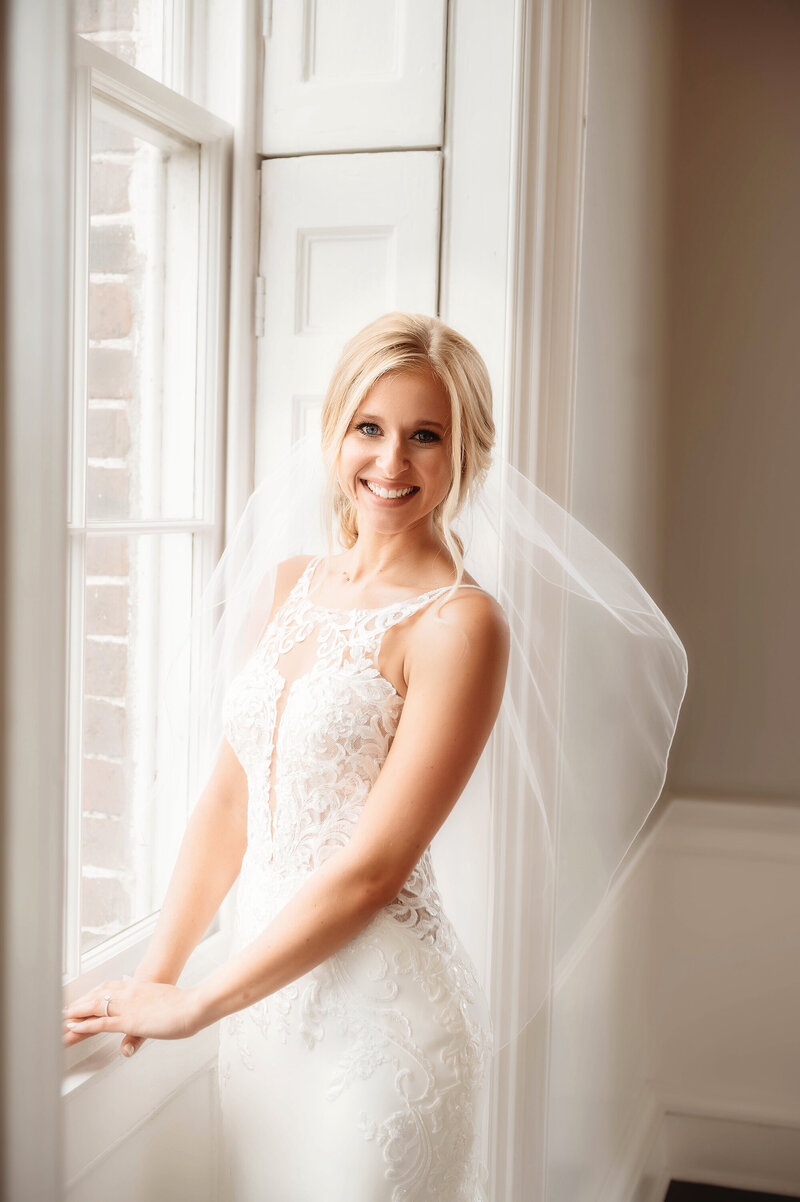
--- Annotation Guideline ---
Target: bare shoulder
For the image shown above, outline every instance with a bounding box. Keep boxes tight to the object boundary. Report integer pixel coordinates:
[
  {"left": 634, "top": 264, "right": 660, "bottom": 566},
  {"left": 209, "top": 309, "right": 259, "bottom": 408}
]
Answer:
[
  {"left": 406, "top": 585, "right": 510, "bottom": 687},
  {"left": 433, "top": 584, "right": 508, "bottom": 645},
  {"left": 273, "top": 554, "right": 314, "bottom": 607}
]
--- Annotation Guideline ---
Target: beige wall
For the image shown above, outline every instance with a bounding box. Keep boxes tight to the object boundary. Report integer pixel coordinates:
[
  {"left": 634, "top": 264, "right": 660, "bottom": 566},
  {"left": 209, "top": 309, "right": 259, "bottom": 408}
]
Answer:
[
  {"left": 663, "top": 0, "right": 800, "bottom": 798},
  {"left": 574, "top": 0, "right": 800, "bottom": 803}
]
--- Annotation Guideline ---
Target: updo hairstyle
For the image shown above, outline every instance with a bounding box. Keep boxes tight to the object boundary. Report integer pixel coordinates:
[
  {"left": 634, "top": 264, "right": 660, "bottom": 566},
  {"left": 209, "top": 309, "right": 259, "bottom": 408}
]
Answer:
[{"left": 320, "top": 312, "right": 495, "bottom": 585}]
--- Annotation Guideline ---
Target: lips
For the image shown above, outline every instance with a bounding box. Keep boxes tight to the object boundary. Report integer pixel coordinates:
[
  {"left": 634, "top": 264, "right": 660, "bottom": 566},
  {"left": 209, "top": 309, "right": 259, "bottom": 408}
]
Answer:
[{"left": 360, "top": 478, "right": 420, "bottom": 501}]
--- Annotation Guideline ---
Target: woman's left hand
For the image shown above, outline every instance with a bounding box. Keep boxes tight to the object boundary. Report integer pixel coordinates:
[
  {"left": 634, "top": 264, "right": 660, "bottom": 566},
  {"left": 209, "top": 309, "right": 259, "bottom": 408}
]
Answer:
[{"left": 63, "top": 975, "right": 201, "bottom": 1045}]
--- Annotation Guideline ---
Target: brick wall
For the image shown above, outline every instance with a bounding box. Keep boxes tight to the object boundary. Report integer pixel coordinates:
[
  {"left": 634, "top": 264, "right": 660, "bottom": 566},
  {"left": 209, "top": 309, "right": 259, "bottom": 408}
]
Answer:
[{"left": 77, "top": 0, "right": 143, "bottom": 952}]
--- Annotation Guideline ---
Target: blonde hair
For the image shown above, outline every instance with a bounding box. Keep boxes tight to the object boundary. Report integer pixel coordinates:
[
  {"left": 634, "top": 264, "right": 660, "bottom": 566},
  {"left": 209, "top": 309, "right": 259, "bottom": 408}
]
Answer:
[{"left": 320, "top": 312, "right": 495, "bottom": 585}]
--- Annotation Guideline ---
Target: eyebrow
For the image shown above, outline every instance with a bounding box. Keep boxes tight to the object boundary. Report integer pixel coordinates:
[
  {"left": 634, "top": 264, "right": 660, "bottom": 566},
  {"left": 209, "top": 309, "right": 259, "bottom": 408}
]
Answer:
[{"left": 356, "top": 413, "right": 447, "bottom": 430}]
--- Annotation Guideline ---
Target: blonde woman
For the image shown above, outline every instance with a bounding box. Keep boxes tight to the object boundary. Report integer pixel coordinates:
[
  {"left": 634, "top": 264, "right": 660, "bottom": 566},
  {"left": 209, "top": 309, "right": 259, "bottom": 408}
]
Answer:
[
  {"left": 66, "top": 313, "right": 511, "bottom": 1200},
  {"left": 64, "top": 312, "right": 688, "bottom": 1200}
]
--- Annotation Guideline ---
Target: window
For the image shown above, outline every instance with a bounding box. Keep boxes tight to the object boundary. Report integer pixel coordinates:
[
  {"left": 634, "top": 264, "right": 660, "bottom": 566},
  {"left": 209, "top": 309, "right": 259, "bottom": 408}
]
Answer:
[
  {"left": 63, "top": 33, "right": 231, "bottom": 1008},
  {"left": 75, "top": 0, "right": 186, "bottom": 91}
]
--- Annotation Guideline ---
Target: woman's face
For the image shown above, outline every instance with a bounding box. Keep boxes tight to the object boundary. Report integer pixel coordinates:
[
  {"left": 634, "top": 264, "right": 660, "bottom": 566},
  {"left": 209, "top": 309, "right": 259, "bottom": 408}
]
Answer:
[{"left": 337, "top": 368, "right": 453, "bottom": 538}]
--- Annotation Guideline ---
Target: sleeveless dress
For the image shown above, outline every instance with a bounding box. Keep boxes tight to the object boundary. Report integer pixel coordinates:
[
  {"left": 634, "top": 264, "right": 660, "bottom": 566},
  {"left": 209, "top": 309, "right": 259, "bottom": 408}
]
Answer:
[{"left": 216, "top": 555, "right": 493, "bottom": 1202}]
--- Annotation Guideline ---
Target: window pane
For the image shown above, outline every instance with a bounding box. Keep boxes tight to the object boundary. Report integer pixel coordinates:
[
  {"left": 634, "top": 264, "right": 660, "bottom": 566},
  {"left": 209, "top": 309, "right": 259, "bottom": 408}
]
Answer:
[
  {"left": 76, "top": 0, "right": 168, "bottom": 86},
  {"left": 80, "top": 531, "right": 194, "bottom": 955},
  {"left": 87, "top": 97, "right": 201, "bottom": 522}
]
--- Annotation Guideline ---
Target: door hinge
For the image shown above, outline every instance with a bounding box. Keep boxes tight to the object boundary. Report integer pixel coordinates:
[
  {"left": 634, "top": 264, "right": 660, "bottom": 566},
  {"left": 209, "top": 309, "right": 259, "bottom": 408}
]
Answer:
[{"left": 255, "top": 276, "right": 267, "bottom": 338}]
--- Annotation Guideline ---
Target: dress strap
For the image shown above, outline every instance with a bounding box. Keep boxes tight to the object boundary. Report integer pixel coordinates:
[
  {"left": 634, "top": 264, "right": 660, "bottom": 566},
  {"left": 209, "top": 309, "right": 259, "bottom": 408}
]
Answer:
[
  {"left": 301, "top": 553, "right": 487, "bottom": 622},
  {"left": 368, "top": 581, "right": 488, "bottom": 634},
  {"left": 297, "top": 554, "right": 322, "bottom": 594}
]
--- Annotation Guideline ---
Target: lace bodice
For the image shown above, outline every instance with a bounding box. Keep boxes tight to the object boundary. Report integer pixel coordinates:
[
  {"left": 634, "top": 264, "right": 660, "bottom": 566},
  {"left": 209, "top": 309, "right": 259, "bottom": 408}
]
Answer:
[
  {"left": 218, "top": 556, "right": 493, "bottom": 1201},
  {"left": 222, "top": 555, "right": 474, "bottom": 937}
]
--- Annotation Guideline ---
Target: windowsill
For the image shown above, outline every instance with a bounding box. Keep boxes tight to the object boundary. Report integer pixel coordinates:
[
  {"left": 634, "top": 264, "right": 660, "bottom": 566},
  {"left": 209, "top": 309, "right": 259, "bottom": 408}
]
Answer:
[{"left": 61, "top": 925, "right": 231, "bottom": 1098}]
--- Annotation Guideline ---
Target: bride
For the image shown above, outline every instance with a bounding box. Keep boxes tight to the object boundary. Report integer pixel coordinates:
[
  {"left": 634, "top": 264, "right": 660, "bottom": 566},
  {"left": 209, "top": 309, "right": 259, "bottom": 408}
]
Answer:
[
  {"left": 65, "top": 312, "right": 511, "bottom": 1199},
  {"left": 63, "top": 310, "right": 688, "bottom": 1200}
]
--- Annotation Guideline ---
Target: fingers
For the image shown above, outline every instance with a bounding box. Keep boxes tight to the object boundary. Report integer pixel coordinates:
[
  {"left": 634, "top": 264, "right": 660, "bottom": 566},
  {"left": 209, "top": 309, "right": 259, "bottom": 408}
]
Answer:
[
  {"left": 120, "top": 1035, "right": 144, "bottom": 1058},
  {"left": 64, "top": 979, "right": 123, "bottom": 1020},
  {"left": 62, "top": 1025, "right": 93, "bottom": 1047},
  {"left": 65, "top": 1016, "right": 120, "bottom": 1036},
  {"left": 62, "top": 978, "right": 129, "bottom": 1047}
]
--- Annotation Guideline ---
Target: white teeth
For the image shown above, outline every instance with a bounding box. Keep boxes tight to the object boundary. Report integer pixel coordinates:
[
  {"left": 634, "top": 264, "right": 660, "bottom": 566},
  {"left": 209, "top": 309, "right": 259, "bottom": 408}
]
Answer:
[{"left": 364, "top": 480, "right": 416, "bottom": 500}]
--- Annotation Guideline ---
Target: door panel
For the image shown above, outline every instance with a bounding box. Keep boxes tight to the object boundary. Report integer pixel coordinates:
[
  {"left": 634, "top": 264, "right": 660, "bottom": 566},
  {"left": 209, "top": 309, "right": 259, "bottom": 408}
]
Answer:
[
  {"left": 255, "top": 150, "right": 441, "bottom": 481},
  {"left": 260, "top": 0, "right": 447, "bottom": 154}
]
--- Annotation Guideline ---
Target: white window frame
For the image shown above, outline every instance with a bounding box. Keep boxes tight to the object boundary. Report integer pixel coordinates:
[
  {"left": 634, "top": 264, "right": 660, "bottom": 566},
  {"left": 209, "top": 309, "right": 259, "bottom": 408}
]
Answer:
[{"left": 62, "top": 35, "right": 232, "bottom": 1061}]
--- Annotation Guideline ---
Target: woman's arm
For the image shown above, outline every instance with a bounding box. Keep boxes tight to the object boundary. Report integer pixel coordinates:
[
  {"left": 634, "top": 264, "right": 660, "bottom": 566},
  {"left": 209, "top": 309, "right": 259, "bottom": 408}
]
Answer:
[
  {"left": 63, "top": 738, "right": 249, "bottom": 1052},
  {"left": 63, "top": 555, "right": 314, "bottom": 1052},
  {"left": 132, "top": 554, "right": 314, "bottom": 986},
  {"left": 132, "top": 738, "right": 248, "bottom": 985},
  {"left": 186, "top": 590, "right": 509, "bottom": 1032}
]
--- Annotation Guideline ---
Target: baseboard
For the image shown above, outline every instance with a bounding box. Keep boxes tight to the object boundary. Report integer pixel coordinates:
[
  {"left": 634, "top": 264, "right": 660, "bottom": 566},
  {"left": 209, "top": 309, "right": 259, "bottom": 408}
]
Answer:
[{"left": 626, "top": 1099, "right": 800, "bottom": 1202}]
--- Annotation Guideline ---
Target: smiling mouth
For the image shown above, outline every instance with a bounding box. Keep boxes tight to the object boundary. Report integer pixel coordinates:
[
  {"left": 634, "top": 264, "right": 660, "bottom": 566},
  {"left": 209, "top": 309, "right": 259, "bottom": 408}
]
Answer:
[{"left": 360, "top": 478, "right": 420, "bottom": 501}]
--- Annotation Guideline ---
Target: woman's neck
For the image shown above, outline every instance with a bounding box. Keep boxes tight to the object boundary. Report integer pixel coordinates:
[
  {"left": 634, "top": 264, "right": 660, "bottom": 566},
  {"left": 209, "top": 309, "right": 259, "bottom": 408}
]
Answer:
[{"left": 333, "top": 527, "right": 452, "bottom": 589}]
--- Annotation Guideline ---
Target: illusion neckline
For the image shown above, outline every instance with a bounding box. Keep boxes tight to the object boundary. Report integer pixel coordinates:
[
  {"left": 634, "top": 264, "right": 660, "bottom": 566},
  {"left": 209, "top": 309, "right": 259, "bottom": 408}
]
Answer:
[{"left": 301, "top": 555, "right": 479, "bottom": 617}]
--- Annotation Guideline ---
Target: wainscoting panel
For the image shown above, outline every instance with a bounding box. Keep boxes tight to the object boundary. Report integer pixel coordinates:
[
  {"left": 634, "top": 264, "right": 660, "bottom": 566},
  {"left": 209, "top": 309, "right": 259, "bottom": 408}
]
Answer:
[
  {"left": 546, "top": 795, "right": 800, "bottom": 1202},
  {"left": 647, "top": 797, "right": 800, "bottom": 1199}
]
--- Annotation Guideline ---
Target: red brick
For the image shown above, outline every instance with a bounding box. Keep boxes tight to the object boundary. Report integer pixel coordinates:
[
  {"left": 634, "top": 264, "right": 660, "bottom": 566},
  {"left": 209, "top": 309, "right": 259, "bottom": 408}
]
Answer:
[
  {"left": 82, "top": 814, "right": 130, "bottom": 871},
  {"left": 87, "top": 464, "right": 130, "bottom": 521},
  {"left": 89, "top": 281, "right": 133, "bottom": 341},
  {"left": 87, "top": 347, "right": 134, "bottom": 398},
  {"left": 85, "top": 533, "right": 129, "bottom": 577},
  {"left": 81, "top": 875, "right": 132, "bottom": 937},
  {"left": 83, "top": 697, "right": 127, "bottom": 759},
  {"left": 87, "top": 406, "right": 131, "bottom": 458},
  {"left": 91, "top": 162, "right": 130, "bottom": 215},
  {"left": 89, "top": 224, "right": 139, "bottom": 274},
  {"left": 85, "top": 582, "right": 129, "bottom": 637},
  {"left": 82, "top": 756, "right": 128, "bottom": 816},
  {"left": 84, "top": 638, "right": 127, "bottom": 697}
]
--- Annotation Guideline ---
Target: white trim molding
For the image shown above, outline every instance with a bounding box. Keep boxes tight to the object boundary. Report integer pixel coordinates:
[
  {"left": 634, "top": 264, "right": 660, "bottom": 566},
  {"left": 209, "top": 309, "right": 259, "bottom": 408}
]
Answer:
[
  {"left": 441, "top": 3, "right": 592, "bottom": 1200},
  {"left": 506, "top": 0, "right": 592, "bottom": 500},
  {"left": 1, "top": 3, "right": 73, "bottom": 1198}
]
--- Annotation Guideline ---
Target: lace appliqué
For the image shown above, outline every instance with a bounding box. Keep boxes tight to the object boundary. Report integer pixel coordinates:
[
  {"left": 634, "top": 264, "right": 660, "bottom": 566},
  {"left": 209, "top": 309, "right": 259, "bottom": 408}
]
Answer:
[{"left": 219, "top": 556, "right": 492, "bottom": 1200}]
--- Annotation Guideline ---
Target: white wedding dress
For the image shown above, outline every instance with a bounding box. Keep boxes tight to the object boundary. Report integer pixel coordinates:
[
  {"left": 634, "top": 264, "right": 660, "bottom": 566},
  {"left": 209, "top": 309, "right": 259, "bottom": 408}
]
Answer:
[{"left": 217, "top": 555, "right": 493, "bottom": 1202}]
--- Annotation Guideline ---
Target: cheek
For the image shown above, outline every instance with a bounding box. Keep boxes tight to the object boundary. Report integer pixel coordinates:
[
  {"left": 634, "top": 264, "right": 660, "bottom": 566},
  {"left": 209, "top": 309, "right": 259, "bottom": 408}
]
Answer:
[
  {"left": 425, "top": 447, "right": 453, "bottom": 494},
  {"left": 335, "top": 440, "right": 366, "bottom": 499}
]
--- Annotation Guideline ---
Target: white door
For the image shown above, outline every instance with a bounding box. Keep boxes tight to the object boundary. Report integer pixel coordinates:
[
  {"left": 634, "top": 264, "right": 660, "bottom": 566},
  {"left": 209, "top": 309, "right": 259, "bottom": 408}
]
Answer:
[
  {"left": 255, "top": 150, "right": 441, "bottom": 481},
  {"left": 260, "top": 0, "right": 447, "bottom": 154}
]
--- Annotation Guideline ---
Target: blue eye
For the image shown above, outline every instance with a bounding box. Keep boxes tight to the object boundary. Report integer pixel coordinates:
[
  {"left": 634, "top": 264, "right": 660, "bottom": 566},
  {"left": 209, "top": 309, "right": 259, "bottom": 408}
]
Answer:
[{"left": 353, "top": 421, "right": 441, "bottom": 443}]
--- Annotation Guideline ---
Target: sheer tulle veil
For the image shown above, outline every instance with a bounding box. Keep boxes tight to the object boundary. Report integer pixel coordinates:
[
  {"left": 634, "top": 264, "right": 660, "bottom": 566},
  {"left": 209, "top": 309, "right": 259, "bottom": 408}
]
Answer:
[{"left": 162, "top": 427, "right": 687, "bottom": 1059}]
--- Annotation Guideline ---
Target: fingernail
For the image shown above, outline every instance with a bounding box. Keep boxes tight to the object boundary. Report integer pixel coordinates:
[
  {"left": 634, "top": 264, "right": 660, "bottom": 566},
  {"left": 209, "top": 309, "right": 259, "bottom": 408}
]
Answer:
[
  {"left": 66, "top": 1022, "right": 78, "bottom": 1029},
  {"left": 122, "top": 1044, "right": 134, "bottom": 1057}
]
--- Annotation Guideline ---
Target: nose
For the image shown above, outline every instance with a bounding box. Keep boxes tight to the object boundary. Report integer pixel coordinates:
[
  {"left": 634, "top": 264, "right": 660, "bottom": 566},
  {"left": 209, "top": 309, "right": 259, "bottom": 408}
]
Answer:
[{"left": 374, "top": 434, "right": 408, "bottom": 477}]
